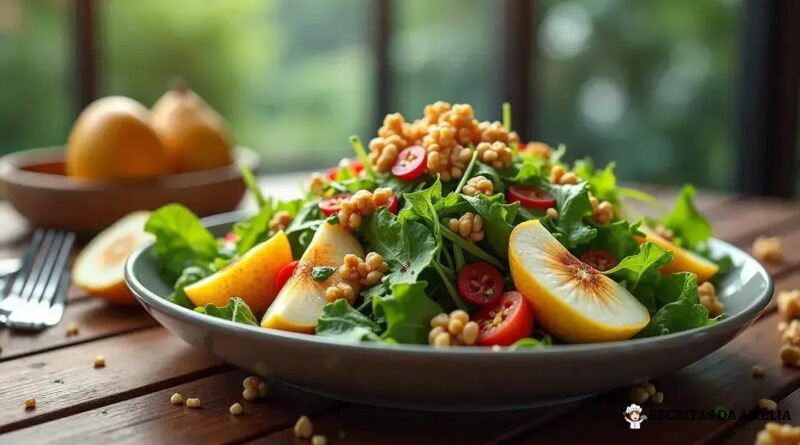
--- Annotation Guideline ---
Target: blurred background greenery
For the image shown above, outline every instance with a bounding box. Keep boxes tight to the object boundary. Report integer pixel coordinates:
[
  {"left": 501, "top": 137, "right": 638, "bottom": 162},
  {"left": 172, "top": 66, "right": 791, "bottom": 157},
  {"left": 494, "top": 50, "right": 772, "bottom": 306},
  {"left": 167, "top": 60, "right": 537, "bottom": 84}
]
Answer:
[{"left": 0, "top": 0, "right": 741, "bottom": 190}]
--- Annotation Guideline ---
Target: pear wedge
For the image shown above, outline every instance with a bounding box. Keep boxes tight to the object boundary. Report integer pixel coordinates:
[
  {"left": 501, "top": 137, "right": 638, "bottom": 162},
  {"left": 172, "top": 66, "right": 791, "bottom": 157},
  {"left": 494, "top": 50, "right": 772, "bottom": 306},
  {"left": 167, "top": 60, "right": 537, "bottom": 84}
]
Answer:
[
  {"left": 509, "top": 220, "right": 650, "bottom": 343},
  {"left": 261, "top": 222, "right": 364, "bottom": 333}
]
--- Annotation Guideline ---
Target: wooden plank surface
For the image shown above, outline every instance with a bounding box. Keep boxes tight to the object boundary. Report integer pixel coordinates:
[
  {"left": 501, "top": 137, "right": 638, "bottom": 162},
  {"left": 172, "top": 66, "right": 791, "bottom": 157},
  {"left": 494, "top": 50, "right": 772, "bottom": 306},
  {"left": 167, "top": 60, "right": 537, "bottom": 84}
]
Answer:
[
  {"left": 0, "top": 370, "right": 337, "bottom": 445},
  {"left": 0, "top": 328, "right": 224, "bottom": 434}
]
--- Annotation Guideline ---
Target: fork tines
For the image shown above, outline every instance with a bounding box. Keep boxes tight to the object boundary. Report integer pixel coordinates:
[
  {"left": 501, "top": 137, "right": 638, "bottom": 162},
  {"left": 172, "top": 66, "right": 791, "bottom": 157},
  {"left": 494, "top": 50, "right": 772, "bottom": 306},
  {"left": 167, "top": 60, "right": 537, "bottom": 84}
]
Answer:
[{"left": 0, "top": 229, "right": 76, "bottom": 329}]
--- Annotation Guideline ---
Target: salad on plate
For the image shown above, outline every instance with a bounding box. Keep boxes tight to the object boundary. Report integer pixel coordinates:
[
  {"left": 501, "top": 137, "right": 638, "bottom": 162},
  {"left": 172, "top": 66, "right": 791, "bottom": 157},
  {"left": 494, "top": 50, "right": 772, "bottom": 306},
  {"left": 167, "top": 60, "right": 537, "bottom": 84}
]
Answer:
[{"left": 144, "top": 101, "right": 730, "bottom": 349}]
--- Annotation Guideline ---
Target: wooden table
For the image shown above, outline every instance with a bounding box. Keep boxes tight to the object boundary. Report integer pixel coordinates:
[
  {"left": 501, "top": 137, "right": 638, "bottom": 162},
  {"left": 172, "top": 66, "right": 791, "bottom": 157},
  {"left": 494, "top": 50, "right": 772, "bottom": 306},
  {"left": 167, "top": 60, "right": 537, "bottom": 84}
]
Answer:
[{"left": 1, "top": 180, "right": 800, "bottom": 445}]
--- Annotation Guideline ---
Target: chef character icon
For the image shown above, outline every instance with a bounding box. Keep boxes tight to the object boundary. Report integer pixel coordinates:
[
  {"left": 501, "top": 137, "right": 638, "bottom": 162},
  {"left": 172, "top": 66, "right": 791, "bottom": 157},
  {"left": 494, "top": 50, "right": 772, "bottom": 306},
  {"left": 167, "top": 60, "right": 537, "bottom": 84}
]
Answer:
[{"left": 624, "top": 404, "right": 647, "bottom": 429}]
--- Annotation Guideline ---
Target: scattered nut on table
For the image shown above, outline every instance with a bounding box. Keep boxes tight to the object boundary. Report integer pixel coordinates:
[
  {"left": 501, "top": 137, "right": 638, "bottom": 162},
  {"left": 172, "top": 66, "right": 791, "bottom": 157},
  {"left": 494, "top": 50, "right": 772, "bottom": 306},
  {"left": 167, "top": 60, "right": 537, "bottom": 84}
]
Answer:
[
  {"left": 311, "top": 434, "right": 327, "bottom": 445},
  {"left": 755, "top": 422, "right": 800, "bottom": 445},
  {"left": 752, "top": 365, "right": 765, "bottom": 377},
  {"left": 229, "top": 403, "right": 243, "bottom": 416},
  {"left": 170, "top": 393, "right": 183, "bottom": 405},
  {"left": 752, "top": 236, "right": 783, "bottom": 263},
  {"left": 65, "top": 322, "right": 79, "bottom": 337},
  {"left": 294, "top": 415, "right": 313, "bottom": 439},
  {"left": 24, "top": 398, "right": 36, "bottom": 409},
  {"left": 758, "top": 398, "right": 778, "bottom": 412},
  {"left": 93, "top": 355, "right": 105, "bottom": 368},
  {"left": 185, "top": 397, "right": 202, "bottom": 409}
]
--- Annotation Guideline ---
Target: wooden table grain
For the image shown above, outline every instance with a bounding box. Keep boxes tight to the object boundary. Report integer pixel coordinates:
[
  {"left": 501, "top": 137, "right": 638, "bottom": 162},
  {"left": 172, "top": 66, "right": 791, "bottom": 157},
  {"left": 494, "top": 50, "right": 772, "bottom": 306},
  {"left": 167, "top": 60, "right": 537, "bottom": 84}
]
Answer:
[{"left": 1, "top": 179, "right": 799, "bottom": 445}]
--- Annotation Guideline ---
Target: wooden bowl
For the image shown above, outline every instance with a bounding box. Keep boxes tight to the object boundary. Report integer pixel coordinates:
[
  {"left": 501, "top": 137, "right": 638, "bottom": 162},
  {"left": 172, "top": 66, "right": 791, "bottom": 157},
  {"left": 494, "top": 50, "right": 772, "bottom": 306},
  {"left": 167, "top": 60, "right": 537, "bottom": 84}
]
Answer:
[{"left": 0, "top": 146, "right": 259, "bottom": 233}]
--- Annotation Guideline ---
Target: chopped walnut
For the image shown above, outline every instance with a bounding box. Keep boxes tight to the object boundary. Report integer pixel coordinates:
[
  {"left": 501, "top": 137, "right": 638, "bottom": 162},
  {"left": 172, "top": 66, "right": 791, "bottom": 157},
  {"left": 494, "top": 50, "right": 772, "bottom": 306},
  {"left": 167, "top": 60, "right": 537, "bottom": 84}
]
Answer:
[
  {"left": 477, "top": 120, "right": 520, "bottom": 146},
  {"left": 269, "top": 211, "right": 293, "bottom": 233},
  {"left": 778, "top": 290, "right": 800, "bottom": 320},
  {"left": 523, "top": 142, "right": 551, "bottom": 159},
  {"left": 308, "top": 173, "right": 326, "bottom": 196},
  {"left": 368, "top": 134, "right": 407, "bottom": 172},
  {"left": 423, "top": 101, "right": 452, "bottom": 126},
  {"left": 592, "top": 201, "right": 615, "bottom": 225},
  {"left": 755, "top": 422, "right": 800, "bottom": 445},
  {"left": 438, "top": 103, "right": 481, "bottom": 146},
  {"left": 339, "top": 252, "right": 388, "bottom": 287},
  {"left": 337, "top": 188, "right": 394, "bottom": 231},
  {"left": 429, "top": 310, "right": 479, "bottom": 347},
  {"left": 782, "top": 320, "right": 800, "bottom": 346},
  {"left": 549, "top": 165, "right": 578, "bottom": 185},
  {"left": 324, "top": 282, "right": 355, "bottom": 303},
  {"left": 424, "top": 123, "right": 473, "bottom": 181},
  {"left": 476, "top": 141, "right": 513, "bottom": 170},
  {"left": 698, "top": 282, "right": 724, "bottom": 317},
  {"left": 462, "top": 175, "right": 494, "bottom": 197},
  {"left": 753, "top": 236, "right": 783, "bottom": 263},
  {"left": 780, "top": 345, "right": 800, "bottom": 367},
  {"left": 447, "top": 212, "right": 484, "bottom": 243}
]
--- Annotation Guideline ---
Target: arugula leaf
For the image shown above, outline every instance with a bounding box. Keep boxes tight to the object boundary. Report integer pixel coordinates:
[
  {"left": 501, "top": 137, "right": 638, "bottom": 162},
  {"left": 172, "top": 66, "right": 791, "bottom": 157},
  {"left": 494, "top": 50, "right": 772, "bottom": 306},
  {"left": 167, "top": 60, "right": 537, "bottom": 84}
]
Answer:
[
  {"left": 461, "top": 194, "right": 519, "bottom": 259},
  {"left": 543, "top": 183, "right": 597, "bottom": 248},
  {"left": 362, "top": 208, "right": 437, "bottom": 287},
  {"left": 316, "top": 299, "right": 382, "bottom": 342},
  {"left": 639, "top": 272, "right": 715, "bottom": 337},
  {"left": 145, "top": 204, "right": 219, "bottom": 284},
  {"left": 373, "top": 282, "right": 443, "bottom": 344},
  {"left": 510, "top": 335, "right": 553, "bottom": 350},
  {"left": 399, "top": 178, "right": 444, "bottom": 233},
  {"left": 312, "top": 266, "right": 336, "bottom": 282},
  {"left": 573, "top": 158, "right": 619, "bottom": 204},
  {"left": 167, "top": 265, "right": 210, "bottom": 309},
  {"left": 234, "top": 198, "right": 305, "bottom": 255},
  {"left": 662, "top": 185, "right": 712, "bottom": 251},
  {"left": 604, "top": 242, "right": 673, "bottom": 311},
  {"left": 194, "top": 297, "right": 258, "bottom": 326},
  {"left": 285, "top": 201, "right": 325, "bottom": 258},
  {"left": 585, "top": 219, "right": 643, "bottom": 262}
]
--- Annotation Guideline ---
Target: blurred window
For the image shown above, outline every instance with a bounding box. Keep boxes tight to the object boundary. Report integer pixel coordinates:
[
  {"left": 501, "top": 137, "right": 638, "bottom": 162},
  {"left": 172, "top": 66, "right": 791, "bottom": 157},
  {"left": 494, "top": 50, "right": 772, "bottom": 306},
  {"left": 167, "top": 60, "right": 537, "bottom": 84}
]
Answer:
[
  {"left": 532, "top": 0, "right": 741, "bottom": 190},
  {"left": 0, "top": 0, "right": 72, "bottom": 155}
]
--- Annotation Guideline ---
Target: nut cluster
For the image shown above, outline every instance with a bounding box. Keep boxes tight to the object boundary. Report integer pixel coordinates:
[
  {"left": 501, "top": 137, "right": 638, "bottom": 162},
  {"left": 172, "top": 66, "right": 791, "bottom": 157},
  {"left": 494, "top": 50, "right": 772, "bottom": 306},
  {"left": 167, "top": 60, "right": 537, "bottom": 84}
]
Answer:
[
  {"left": 588, "top": 194, "right": 615, "bottom": 225},
  {"left": 628, "top": 381, "right": 663, "bottom": 405},
  {"left": 424, "top": 123, "right": 473, "bottom": 181},
  {"left": 366, "top": 102, "right": 523, "bottom": 181},
  {"left": 778, "top": 290, "right": 800, "bottom": 320},
  {"left": 447, "top": 212, "right": 484, "bottom": 243},
  {"left": 339, "top": 252, "right": 388, "bottom": 287},
  {"left": 269, "top": 211, "right": 293, "bottom": 234},
  {"left": 428, "top": 310, "right": 480, "bottom": 347},
  {"left": 755, "top": 422, "right": 800, "bottom": 445},
  {"left": 462, "top": 175, "right": 494, "bottom": 197},
  {"left": 476, "top": 141, "right": 513, "bottom": 170},
  {"left": 338, "top": 188, "right": 394, "bottom": 231},
  {"left": 549, "top": 165, "right": 578, "bottom": 185},
  {"left": 308, "top": 172, "right": 326, "bottom": 196},
  {"left": 698, "top": 282, "right": 724, "bottom": 318},
  {"left": 753, "top": 236, "right": 783, "bottom": 263},
  {"left": 523, "top": 142, "right": 552, "bottom": 159},
  {"left": 242, "top": 375, "right": 269, "bottom": 401},
  {"left": 478, "top": 120, "right": 519, "bottom": 147},
  {"left": 782, "top": 320, "right": 800, "bottom": 346},
  {"left": 324, "top": 282, "right": 355, "bottom": 303}
]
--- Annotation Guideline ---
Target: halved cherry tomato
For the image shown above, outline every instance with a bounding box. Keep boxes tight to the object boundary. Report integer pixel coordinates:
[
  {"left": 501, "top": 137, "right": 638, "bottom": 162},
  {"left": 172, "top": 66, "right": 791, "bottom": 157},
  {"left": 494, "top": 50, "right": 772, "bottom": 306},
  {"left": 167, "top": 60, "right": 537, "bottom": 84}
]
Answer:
[
  {"left": 327, "top": 159, "right": 364, "bottom": 181},
  {"left": 474, "top": 291, "right": 534, "bottom": 346},
  {"left": 456, "top": 262, "right": 504, "bottom": 306},
  {"left": 507, "top": 184, "right": 556, "bottom": 209},
  {"left": 386, "top": 194, "right": 400, "bottom": 214},
  {"left": 579, "top": 250, "right": 617, "bottom": 272},
  {"left": 275, "top": 260, "right": 299, "bottom": 291},
  {"left": 391, "top": 145, "right": 427, "bottom": 181},
  {"left": 319, "top": 193, "right": 352, "bottom": 217}
]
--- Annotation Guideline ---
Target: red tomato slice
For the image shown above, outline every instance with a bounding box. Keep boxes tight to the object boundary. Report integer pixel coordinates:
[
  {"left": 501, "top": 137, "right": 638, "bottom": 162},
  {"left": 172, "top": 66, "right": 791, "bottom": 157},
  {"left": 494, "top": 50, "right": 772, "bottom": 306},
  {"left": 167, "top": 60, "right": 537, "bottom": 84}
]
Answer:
[
  {"left": 456, "top": 262, "right": 504, "bottom": 306},
  {"left": 507, "top": 184, "right": 556, "bottom": 209},
  {"left": 223, "top": 231, "right": 238, "bottom": 244},
  {"left": 391, "top": 145, "right": 427, "bottom": 181},
  {"left": 579, "top": 250, "right": 617, "bottom": 272},
  {"left": 386, "top": 194, "right": 400, "bottom": 214},
  {"left": 327, "top": 159, "right": 364, "bottom": 181},
  {"left": 275, "top": 260, "right": 299, "bottom": 291},
  {"left": 474, "top": 291, "right": 534, "bottom": 346},
  {"left": 319, "top": 193, "right": 352, "bottom": 217}
]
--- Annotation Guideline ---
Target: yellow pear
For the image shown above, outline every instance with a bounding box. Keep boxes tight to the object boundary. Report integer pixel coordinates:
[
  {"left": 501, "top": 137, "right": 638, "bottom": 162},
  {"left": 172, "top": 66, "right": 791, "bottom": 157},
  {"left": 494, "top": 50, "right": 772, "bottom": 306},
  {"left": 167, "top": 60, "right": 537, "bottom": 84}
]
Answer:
[
  {"left": 636, "top": 226, "right": 719, "bottom": 283},
  {"left": 66, "top": 96, "right": 169, "bottom": 179},
  {"left": 262, "top": 222, "right": 364, "bottom": 333},
  {"left": 151, "top": 79, "right": 234, "bottom": 172},
  {"left": 510, "top": 220, "right": 650, "bottom": 343},
  {"left": 184, "top": 231, "right": 293, "bottom": 314}
]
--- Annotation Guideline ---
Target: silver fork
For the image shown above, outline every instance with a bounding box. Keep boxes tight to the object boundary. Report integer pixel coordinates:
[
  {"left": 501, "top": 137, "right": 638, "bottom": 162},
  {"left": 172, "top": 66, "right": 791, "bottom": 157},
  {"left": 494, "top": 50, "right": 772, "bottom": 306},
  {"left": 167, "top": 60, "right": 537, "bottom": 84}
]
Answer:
[{"left": 0, "top": 229, "right": 75, "bottom": 330}]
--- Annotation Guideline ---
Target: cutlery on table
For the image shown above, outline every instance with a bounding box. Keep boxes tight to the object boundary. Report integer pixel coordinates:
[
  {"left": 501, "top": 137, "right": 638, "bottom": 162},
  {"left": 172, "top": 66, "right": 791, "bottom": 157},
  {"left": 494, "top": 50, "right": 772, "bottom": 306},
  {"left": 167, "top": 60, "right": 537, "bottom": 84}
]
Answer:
[{"left": 0, "top": 229, "right": 76, "bottom": 330}]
